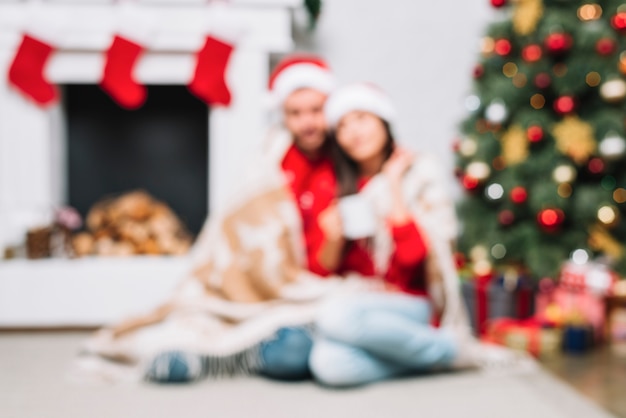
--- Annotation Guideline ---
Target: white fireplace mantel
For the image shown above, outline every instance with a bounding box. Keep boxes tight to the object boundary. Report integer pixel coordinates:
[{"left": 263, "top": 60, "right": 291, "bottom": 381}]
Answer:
[{"left": 0, "top": 0, "right": 300, "bottom": 327}]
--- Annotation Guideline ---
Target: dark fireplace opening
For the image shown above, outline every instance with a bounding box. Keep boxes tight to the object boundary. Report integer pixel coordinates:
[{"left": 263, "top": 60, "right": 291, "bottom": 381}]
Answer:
[{"left": 64, "top": 84, "right": 209, "bottom": 235}]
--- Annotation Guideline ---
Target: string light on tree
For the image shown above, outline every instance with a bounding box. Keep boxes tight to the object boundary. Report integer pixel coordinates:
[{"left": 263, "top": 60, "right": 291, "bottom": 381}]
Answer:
[
  {"left": 600, "top": 79, "right": 626, "bottom": 103},
  {"left": 466, "top": 161, "right": 491, "bottom": 181},
  {"left": 485, "top": 99, "right": 508, "bottom": 123},
  {"left": 578, "top": 4, "right": 602, "bottom": 21},
  {"left": 571, "top": 248, "right": 590, "bottom": 265},
  {"left": 552, "top": 164, "right": 577, "bottom": 183},
  {"left": 486, "top": 183, "right": 505, "bottom": 201},
  {"left": 599, "top": 133, "right": 626, "bottom": 160},
  {"left": 459, "top": 137, "right": 478, "bottom": 157},
  {"left": 597, "top": 205, "right": 619, "bottom": 228},
  {"left": 465, "top": 95, "right": 481, "bottom": 112},
  {"left": 491, "top": 243, "right": 507, "bottom": 260}
]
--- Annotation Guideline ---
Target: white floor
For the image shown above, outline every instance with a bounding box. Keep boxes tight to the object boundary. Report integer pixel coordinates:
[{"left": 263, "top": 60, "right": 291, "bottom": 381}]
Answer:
[{"left": 0, "top": 332, "right": 616, "bottom": 418}]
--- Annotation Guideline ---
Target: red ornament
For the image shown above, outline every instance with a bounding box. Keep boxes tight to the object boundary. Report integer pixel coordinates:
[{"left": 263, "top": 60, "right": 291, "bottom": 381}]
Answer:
[
  {"left": 611, "top": 12, "right": 626, "bottom": 31},
  {"left": 553, "top": 96, "right": 576, "bottom": 115},
  {"left": 537, "top": 208, "right": 565, "bottom": 230},
  {"left": 588, "top": 158, "right": 605, "bottom": 174},
  {"left": 499, "top": 210, "right": 515, "bottom": 226},
  {"left": 522, "top": 44, "right": 542, "bottom": 62},
  {"left": 595, "top": 38, "right": 616, "bottom": 56},
  {"left": 462, "top": 175, "right": 480, "bottom": 191},
  {"left": 545, "top": 33, "right": 573, "bottom": 54},
  {"left": 490, "top": 0, "right": 506, "bottom": 7},
  {"left": 535, "top": 72, "right": 552, "bottom": 89},
  {"left": 473, "top": 64, "right": 484, "bottom": 79},
  {"left": 510, "top": 186, "right": 528, "bottom": 204},
  {"left": 494, "top": 39, "right": 512, "bottom": 56},
  {"left": 526, "top": 125, "right": 544, "bottom": 142}
]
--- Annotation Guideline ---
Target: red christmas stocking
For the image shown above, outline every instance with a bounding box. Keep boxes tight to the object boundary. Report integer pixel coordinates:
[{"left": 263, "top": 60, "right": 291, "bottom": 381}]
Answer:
[
  {"left": 8, "top": 34, "right": 59, "bottom": 107},
  {"left": 188, "top": 35, "right": 234, "bottom": 107},
  {"left": 100, "top": 35, "right": 147, "bottom": 110}
]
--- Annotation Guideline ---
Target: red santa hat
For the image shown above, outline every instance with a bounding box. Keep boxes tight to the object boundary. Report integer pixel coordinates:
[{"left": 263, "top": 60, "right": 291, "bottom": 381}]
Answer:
[
  {"left": 268, "top": 55, "right": 335, "bottom": 107},
  {"left": 324, "top": 83, "right": 396, "bottom": 130}
]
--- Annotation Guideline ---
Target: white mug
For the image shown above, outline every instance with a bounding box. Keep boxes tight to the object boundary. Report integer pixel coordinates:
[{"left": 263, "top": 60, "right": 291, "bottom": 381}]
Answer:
[{"left": 337, "top": 194, "right": 377, "bottom": 240}]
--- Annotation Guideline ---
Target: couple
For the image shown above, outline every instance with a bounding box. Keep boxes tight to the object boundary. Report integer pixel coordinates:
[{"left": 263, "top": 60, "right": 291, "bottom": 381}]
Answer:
[{"left": 77, "top": 55, "right": 525, "bottom": 387}]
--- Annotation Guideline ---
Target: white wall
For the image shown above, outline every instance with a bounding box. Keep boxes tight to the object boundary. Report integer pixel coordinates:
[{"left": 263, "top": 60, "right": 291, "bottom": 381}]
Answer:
[{"left": 295, "top": 0, "right": 494, "bottom": 181}]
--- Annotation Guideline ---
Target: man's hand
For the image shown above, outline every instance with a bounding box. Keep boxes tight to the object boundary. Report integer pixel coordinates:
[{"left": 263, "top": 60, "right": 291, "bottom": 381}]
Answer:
[{"left": 318, "top": 203, "right": 344, "bottom": 242}]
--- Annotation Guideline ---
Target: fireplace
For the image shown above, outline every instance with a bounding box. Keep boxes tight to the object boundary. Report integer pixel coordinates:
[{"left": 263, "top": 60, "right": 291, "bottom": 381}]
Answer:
[
  {"left": 0, "top": 0, "right": 297, "bottom": 327},
  {"left": 65, "top": 84, "right": 209, "bottom": 235}
]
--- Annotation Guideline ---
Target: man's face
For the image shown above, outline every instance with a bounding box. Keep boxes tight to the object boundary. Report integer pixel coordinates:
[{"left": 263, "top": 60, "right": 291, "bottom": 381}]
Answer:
[{"left": 283, "top": 88, "right": 328, "bottom": 155}]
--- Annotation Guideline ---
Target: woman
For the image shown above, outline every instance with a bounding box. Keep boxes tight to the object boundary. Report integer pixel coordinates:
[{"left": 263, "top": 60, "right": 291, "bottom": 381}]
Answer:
[{"left": 308, "top": 83, "right": 474, "bottom": 387}]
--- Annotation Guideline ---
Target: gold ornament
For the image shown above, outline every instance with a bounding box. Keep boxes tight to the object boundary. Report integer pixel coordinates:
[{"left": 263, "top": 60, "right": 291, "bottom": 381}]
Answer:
[
  {"left": 513, "top": 0, "right": 544, "bottom": 35},
  {"left": 500, "top": 125, "right": 529, "bottom": 166},
  {"left": 588, "top": 224, "right": 623, "bottom": 258},
  {"left": 552, "top": 116, "right": 597, "bottom": 164},
  {"left": 530, "top": 94, "right": 546, "bottom": 109},
  {"left": 586, "top": 72, "right": 601, "bottom": 87},
  {"left": 614, "top": 188, "right": 626, "bottom": 204}
]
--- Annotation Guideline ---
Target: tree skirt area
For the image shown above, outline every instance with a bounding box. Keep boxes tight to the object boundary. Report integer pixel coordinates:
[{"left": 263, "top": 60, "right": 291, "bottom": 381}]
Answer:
[{"left": 0, "top": 332, "right": 615, "bottom": 418}]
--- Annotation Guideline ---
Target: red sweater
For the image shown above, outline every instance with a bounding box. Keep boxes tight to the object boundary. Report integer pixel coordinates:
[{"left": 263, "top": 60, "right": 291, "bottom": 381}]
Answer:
[
  {"left": 280, "top": 144, "right": 335, "bottom": 269},
  {"left": 310, "top": 176, "right": 429, "bottom": 296}
]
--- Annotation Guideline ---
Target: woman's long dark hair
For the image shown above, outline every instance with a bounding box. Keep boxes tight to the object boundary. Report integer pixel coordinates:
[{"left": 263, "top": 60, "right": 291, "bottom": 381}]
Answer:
[{"left": 330, "top": 120, "right": 395, "bottom": 197}]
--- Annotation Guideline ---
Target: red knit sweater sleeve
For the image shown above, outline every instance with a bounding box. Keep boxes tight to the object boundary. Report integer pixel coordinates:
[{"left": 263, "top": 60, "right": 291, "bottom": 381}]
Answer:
[{"left": 384, "top": 220, "right": 428, "bottom": 291}]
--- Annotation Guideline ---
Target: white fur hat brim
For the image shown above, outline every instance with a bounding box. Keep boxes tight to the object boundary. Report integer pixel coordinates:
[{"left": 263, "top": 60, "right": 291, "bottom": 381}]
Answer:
[
  {"left": 268, "top": 63, "right": 335, "bottom": 109},
  {"left": 325, "top": 83, "right": 396, "bottom": 130}
]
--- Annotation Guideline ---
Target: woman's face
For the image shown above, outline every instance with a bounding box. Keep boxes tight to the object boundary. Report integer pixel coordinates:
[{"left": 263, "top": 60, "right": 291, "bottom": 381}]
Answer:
[{"left": 335, "top": 111, "right": 388, "bottom": 163}]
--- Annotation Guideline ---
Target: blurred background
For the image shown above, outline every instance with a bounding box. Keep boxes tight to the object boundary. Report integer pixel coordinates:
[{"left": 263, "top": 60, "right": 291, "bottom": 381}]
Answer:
[{"left": 0, "top": 1, "right": 625, "bottom": 417}]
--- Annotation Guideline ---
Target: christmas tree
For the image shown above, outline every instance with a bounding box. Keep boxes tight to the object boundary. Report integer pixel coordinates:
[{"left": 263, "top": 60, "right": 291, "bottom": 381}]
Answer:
[{"left": 456, "top": 0, "right": 626, "bottom": 280}]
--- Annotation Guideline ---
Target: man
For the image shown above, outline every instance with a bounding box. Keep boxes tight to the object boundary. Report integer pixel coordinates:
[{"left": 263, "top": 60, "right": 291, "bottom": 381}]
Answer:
[{"left": 145, "top": 55, "right": 337, "bottom": 383}]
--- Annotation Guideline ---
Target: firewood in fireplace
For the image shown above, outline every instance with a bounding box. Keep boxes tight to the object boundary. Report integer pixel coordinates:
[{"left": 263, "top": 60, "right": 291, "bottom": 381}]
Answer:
[{"left": 72, "top": 190, "right": 192, "bottom": 257}]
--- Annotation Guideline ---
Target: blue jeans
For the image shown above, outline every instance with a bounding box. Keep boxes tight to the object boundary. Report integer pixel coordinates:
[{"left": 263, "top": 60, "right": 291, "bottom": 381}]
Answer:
[
  {"left": 309, "top": 292, "right": 458, "bottom": 387},
  {"left": 146, "top": 326, "right": 312, "bottom": 383},
  {"left": 258, "top": 326, "right": 312, "bottom": 380}
]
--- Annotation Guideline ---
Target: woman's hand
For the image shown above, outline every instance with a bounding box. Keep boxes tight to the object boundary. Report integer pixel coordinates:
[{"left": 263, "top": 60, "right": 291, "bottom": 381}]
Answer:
[
  {"left": 318, "top": 203, "right": 344, "bottom": 243},
  {"left": 382, "top": 147, "right": 414, "bottom": 184},
  {"left": 382, "top": 148, "right": 414, "bottom": 225}
]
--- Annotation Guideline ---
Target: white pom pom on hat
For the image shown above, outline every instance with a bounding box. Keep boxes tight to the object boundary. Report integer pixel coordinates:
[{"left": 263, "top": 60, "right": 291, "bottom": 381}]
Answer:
[
  {"left": 324, "top": 83, "right": 396, "bottom": 130},
  {"left": 267, "top": 55, "right": 336, "bottom": 109}
]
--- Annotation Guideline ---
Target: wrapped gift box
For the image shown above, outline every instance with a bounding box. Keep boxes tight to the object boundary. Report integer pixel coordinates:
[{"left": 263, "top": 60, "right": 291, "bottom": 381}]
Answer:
[
  {"left": 461, "top": 272, "right": 535, "bottom": 335},
  {"left": 483, "top": 318, "right": 562, "bottom": 358}
]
